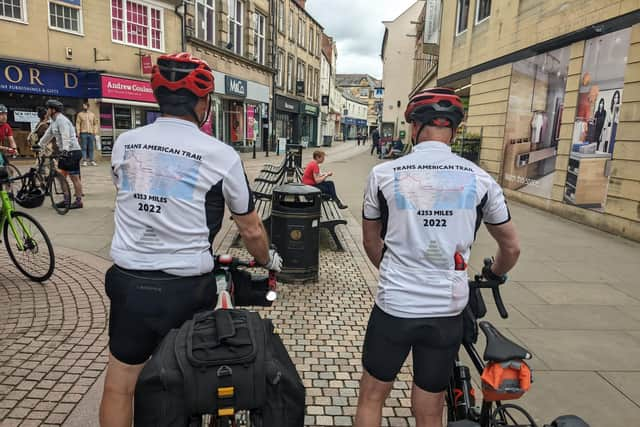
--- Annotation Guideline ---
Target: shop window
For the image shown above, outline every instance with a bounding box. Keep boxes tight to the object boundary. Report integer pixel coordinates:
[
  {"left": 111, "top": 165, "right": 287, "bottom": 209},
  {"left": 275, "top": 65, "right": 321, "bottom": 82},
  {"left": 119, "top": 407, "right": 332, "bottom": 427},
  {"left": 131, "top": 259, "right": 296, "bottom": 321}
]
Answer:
[
  {"left": 111, "top": 0, "right": 163, "bottom": 51},
  {"left": 227, "top": 0, "right": 243, "bottom": 56},
  {"left": 288, "top": 8, "right": 294, "bottom": 40},
  {"left": 287, "top": 55, "right": 294, "bottom": 92},
  {"left": 297, "top": 60, "right": 305, "bottom": 96},
  {"left": 476, "top": 0, "right": 491, "bottom": 24},
  {"left": 307, "top": 65, "right": 313, "bottom": 99},
  {"left": 277, "top": 0, "right": 284, "bottom": 33},
  {"left": 456, "top": 0, "right": 469, "bottom": 34},
  {"left": 196, "top": 0, "right": 215, "bottom": 44},
  {"left": 49, "top": 1, "right": 82, "bottom": 34},
  {"left": 253, "top": 12, "right": 265, "bottom": 65},
  {"left": 298, "top": 17, "right": 305, "bottom": 48},
  {"left": 0, "top": 0, "right": 25, "bottom": 23},
  {"left": 276, "top": 50, "right": 285, "bottom": 88}
]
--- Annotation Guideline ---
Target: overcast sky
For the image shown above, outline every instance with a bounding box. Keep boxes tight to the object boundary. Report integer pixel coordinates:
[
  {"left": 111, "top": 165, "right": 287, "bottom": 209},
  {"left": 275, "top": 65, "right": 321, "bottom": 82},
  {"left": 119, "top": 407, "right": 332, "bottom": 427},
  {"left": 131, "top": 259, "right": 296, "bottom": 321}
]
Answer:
[{"left": 306, "top": 0, "right": 417, "bottom": 79}]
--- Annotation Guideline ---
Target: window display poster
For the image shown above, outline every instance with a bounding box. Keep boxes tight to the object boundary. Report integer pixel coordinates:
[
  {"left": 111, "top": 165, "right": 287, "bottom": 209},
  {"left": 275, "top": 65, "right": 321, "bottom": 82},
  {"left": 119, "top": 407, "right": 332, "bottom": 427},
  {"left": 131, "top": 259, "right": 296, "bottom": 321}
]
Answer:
[
  {"left": 565, "top": 28, "right": 631, "bottom": 211},
  {"left": 500, "top": 46, "right": 570, "bottom": 199},
  {"left": 230, "top": 102, "right": 244, "bottom": 143},
  {"left": 246, "top": 105, "right": 255, "bottom": 140}
]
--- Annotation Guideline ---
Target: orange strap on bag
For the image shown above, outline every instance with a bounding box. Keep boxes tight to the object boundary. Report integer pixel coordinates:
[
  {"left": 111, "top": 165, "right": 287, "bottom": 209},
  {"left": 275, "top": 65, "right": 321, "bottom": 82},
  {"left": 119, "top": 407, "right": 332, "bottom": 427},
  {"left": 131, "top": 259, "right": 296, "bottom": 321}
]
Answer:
[{"left": 481, "top": 360, "right": 532, "bottom": 401}]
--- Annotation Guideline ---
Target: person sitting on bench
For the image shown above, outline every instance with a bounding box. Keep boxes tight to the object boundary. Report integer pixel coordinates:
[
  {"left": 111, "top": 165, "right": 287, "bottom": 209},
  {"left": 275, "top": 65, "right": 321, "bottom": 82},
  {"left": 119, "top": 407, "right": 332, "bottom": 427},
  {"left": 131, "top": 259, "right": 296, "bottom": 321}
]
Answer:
[{"left": 302, "top": 150, "right": 348, "bottom": 209}]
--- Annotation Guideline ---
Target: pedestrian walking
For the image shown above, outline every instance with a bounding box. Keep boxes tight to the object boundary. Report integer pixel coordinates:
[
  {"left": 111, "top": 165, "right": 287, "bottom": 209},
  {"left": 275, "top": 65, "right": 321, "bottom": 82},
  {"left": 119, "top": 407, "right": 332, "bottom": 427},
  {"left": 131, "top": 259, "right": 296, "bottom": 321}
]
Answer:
[
  {"left": 76, "top": 100, "right": 99, "bottom": 166},
  {"left": 357, "top": 130, "right": 363, "bottom": 146},
  {"left": 371, "top": 128, "right": 380, "bottom": 156}
]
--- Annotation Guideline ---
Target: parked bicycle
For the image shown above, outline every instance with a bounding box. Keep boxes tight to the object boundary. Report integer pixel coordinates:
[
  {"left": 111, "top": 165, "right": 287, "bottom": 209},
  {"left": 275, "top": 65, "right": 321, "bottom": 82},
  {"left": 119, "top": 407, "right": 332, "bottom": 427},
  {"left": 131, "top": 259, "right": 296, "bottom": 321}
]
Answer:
[
  {"left": 0, "top": 168, "right": 55, "bottom": 282},
  {"left": 446, "top": 258, "right": 589, "bottom": 427},
  {"left": 31, "top": 145, "right": 71, "bottom": 214}
]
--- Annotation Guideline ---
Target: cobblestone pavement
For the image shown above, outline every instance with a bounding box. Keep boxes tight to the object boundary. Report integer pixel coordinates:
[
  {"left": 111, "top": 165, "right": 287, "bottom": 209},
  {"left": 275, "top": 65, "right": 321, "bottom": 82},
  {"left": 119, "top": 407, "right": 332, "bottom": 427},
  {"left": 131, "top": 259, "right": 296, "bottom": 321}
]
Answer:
[
  {"left": 217, "top": 222, "right": 416, "bottom": 427},
  {"left": 0, "top": 249, "right": 110, "bottom": 426}
]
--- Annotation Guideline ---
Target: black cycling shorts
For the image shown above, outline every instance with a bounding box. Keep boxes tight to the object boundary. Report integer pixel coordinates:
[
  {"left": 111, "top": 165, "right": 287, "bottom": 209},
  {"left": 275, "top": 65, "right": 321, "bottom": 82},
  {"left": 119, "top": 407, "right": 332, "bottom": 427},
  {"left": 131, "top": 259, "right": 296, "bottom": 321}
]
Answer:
[
  {"left": 58, "top": 149, "right": 82, "bottom": 176},
  {"left": 105, "top": 265, "right": 217, "bottom": 365},
  {"left": 362, "top": 304, "right": 463, "bottom": 393}
]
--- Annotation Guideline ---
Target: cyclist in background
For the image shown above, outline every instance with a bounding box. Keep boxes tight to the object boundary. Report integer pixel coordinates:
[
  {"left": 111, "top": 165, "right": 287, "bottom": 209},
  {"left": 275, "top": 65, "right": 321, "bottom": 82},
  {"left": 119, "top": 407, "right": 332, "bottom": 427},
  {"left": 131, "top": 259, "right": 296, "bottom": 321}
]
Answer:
[
  {"left": 0, "top": 104, "right": 18, "bottom": 164},
  {"left": 99, "top": 53, "right": 282, "bottom": 427},
  {"left": 38, "top": 100, "right": 84, "bottom": 209},
  {"left": 356, "top": 88, "right": 521, "bottom": 427}
]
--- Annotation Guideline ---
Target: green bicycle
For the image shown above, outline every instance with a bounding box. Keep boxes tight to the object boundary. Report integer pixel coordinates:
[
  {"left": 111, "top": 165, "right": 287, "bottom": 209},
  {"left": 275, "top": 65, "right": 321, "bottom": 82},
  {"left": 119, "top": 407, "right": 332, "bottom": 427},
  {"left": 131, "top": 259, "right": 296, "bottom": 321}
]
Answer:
[{"left": 0, "top": 168, "right": 55, "bottom": 282}]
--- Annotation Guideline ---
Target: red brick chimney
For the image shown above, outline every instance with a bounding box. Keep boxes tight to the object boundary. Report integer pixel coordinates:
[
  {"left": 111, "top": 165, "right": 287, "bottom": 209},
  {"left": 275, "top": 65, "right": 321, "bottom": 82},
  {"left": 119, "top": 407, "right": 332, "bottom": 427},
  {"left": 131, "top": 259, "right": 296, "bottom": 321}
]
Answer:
[{"left": 294, "top": 0, "right": 306, "bottom": 8}]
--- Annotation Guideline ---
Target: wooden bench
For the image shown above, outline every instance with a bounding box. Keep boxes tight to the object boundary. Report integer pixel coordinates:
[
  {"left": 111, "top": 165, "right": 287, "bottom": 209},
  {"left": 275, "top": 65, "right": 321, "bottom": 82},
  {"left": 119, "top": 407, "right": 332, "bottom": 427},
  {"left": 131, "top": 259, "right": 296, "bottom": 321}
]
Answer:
[{"left": 319, "top": 197, "right": 347, "bottom": 251}]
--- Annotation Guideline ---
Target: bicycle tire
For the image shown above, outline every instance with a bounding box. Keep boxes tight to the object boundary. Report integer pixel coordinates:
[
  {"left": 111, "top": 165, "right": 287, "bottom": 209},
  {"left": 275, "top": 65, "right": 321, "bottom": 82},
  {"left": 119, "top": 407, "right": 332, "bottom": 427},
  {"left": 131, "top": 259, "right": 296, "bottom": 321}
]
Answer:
[
  {"left": 491, "top": 403, "right": 537, "bottom": 427},
  {"left": 49, "top": 171, "right": 70, "bottom": 215},
  {"left": 5, "top": 163, "right": 22, "bottom": 195},
  {"left": 3, "top": 210, "right": 55, "bottom": 282}
]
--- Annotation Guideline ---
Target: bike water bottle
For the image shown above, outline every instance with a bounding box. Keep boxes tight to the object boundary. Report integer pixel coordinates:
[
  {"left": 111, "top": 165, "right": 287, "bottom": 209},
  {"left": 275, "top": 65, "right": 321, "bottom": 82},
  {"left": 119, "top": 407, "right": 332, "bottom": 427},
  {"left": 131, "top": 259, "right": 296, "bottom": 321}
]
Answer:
[{"left": 453, "top": 364, "right": 475, "bottom": 418}]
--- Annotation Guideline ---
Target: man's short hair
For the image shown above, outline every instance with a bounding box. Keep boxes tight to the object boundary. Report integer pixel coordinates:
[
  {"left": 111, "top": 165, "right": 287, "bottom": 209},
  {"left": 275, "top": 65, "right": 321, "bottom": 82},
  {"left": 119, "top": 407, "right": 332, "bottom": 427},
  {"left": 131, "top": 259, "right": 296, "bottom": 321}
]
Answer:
[{"left": 312, "top": 150, "right": 325, "bottom": 160}]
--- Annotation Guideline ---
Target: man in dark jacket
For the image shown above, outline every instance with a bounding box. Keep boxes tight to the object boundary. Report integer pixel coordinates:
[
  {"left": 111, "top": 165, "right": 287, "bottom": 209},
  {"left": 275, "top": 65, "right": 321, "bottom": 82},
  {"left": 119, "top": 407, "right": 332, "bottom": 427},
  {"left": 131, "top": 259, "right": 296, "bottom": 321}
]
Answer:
[{"left": 371, "top": 128, "right": 380, "bottom": 156}]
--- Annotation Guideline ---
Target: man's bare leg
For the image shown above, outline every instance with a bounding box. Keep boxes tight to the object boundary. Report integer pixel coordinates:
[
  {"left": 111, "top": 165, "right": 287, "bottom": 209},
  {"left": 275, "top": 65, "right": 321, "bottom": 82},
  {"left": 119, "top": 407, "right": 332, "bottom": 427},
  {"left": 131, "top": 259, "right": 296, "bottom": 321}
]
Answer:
[{"left": 99, "top": 352, "right": 145, "bottom": 427}]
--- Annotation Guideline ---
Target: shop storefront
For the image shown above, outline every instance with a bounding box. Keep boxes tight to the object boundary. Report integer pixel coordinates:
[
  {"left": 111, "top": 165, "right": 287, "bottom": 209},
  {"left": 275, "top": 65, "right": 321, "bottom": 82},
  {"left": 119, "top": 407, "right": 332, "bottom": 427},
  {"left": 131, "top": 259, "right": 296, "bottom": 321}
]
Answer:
[
  {"left": 497, "top": 27, "right": 633, "bottom": 214},
  {"left": 341, "top": 117, "right": 367, "bottom": 140},
  {"left": 0, "top": 59, "right": 99, "bottom": 155},
  {"left": 99, "top": 75, "right": 160, "bottom": 156},
  {"left": 275, "top": 95, "right": 300, "bottom": 146},
  {"left": 300, "top": 103, "right": 319, "bottom": 147},
  {"left": 203, "top": 75, "right": 268, "bottom": 152}
]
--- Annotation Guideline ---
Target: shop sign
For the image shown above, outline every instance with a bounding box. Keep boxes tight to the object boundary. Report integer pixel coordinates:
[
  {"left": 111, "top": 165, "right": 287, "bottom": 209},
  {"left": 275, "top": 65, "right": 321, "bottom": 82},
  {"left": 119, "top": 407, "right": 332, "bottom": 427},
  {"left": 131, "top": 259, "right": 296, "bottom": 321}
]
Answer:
[
  {"left": 302, "top": 103, "right": 319, "bottom": 116},
  {"left": 275, "top": 96, "right": 299, "bottom": 113},
  {"left": 101, "top": 75, "right": 156, "bottom": 103},
  {"left": 0, "top": 60, "right": 95, "bottom": 98},
  {"left": 13, "top": 111, "right": 39, "bottom": 123},
  {"left": 141, "top": 55, "right": 153, "bottom": 74},
  {"left": 225, "top": 76, "right": 247, "bottom": 97},
  {"left": 374, "top": 88, "right": 384, "bottom": 98},
  {"left": 423, "top": 0, "right": 442, "bottom": 55}
]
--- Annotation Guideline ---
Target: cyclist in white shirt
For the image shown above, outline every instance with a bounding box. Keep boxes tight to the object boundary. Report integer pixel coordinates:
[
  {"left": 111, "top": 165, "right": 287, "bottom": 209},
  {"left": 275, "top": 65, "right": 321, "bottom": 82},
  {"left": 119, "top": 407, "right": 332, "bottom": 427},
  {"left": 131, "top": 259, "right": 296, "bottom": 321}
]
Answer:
[
  {"left": 356, "top": 88, "right": 521, "bottom": 427},
  {"left": 99, "top": 53, "right": 282, "bottom": 427}
]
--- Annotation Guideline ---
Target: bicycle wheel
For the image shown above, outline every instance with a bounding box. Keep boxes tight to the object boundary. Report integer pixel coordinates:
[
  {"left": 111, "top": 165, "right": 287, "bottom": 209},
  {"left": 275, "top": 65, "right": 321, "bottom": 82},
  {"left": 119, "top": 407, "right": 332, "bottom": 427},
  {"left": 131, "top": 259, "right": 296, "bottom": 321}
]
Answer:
[
  {"left": 49, "top": 171, "right": 70, "bottom": 215},
  {"left": 5, "top": 163, "right": 22, "bottom": 195},
  {"left": 491, "top": 403, "right": 538, "bottom": 427},
  {"left": 3, "top": 210, "right": 55, "bottom": 282}
]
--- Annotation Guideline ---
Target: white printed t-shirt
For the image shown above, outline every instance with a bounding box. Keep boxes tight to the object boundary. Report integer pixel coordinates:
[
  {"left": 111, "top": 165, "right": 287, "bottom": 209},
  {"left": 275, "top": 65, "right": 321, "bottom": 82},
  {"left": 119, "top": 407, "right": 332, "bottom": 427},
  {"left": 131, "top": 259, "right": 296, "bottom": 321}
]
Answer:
[
  {"left": 363, "top": 141, "right": 511, "bottom": 319},
  {"left": 110, "top": 117, "right": 254, "bottom": 276}
]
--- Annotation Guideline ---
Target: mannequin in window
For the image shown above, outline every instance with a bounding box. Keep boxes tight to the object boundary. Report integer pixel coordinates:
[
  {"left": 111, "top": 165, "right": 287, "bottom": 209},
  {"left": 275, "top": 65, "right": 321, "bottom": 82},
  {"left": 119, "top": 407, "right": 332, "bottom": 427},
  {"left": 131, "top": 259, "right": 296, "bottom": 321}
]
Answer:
[
  {"left": 602, "top": 90, "right": 621, "bottom": 154},
  {"left": 593, "top": 98, "right": 606, "bottom": 150}
]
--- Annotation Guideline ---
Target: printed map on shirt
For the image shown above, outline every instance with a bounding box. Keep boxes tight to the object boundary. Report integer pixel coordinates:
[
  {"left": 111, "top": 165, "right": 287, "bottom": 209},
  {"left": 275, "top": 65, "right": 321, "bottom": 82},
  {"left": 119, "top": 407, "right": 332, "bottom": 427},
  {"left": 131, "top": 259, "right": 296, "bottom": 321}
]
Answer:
[
  {"left": 394, "top": 170, "right": 477, "bottom": 211},
  {"left": 121, "top": 150, "right": 201, "bottom": 201}
]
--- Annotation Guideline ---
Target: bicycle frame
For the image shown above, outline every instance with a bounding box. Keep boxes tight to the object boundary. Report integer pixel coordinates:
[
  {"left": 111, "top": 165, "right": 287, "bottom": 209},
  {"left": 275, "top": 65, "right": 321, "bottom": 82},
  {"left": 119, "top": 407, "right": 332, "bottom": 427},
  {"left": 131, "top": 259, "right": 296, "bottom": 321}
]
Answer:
[{"left": 0, "top": 189, "right": 29, "bottom": 252}]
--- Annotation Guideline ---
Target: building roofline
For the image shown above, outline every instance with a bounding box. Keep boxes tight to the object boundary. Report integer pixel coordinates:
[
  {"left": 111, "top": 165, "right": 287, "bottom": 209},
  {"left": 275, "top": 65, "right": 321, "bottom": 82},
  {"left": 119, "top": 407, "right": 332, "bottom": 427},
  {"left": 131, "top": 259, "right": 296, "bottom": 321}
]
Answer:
[{"left": 293, "top": 1, "right": 324, "bottom": 30}]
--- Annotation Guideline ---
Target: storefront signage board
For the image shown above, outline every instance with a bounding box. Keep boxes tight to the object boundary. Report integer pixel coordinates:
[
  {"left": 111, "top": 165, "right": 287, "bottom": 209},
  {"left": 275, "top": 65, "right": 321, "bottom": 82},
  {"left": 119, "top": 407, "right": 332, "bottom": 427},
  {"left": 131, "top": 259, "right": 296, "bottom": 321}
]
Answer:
[
  {"left": 423, "top": 0, "right": 441, "bottom": 55},
  {"left": 276, "top": 96, "right": 299, "bottom": 113},
  {"left": 101, "top": 76, "right": 156, "bottom": 103},
  {"left": 0, "top": 60, "right": 96, "bottom": 98},
  {"left": 225, "top": 76, "right": 247, "bottom": 97},
  {"left": 141, "top": 55, "right": 153, "bottom": 74},
  {"left": 302, "top": 103, "right": 319, "bottom": 116}
]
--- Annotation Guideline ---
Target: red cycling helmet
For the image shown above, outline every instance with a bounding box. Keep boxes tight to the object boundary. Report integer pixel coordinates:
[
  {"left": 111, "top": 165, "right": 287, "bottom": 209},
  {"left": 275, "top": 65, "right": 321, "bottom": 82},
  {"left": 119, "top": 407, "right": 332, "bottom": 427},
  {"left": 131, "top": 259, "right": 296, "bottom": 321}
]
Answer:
[
  {"left": 151, "top": 53, "right": 214, "bottom": 98},
  {"left": 405, "top": 87, "right": 464, "bottom": 129}
]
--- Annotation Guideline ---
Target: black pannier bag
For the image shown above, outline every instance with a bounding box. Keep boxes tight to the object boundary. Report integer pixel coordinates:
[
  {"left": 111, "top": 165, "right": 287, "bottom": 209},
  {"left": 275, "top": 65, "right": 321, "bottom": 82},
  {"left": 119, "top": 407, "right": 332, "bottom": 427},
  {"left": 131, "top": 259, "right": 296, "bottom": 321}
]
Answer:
[
  {"left": 462, "top": 287, "right": 488, "bottom": 345},
  {"left": 253, "top": 319, "right": 305, "bottom": 427},
  {"left": 134, "top": 309, "right": 267, "bottom": 426},
  {"left": 134, "top": 311, "right": 305, "bottom": 427}
]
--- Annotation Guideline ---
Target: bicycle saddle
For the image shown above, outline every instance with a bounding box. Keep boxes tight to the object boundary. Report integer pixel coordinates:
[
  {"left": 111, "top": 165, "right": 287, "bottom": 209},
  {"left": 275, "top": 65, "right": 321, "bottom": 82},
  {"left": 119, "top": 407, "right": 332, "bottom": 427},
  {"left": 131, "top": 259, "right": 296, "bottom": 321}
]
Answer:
[{"left": 479, "top": 321, "right": 531, "bottom": 362}]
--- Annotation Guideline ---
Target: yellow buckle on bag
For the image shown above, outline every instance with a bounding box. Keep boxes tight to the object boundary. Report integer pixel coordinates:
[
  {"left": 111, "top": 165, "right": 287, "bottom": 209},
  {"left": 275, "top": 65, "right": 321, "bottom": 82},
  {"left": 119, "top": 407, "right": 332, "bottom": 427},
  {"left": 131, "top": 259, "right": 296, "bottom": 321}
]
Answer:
[
  {"left": 218, "top": 407, "right": 235, "bottom": 417},
  {"left": 218, "top": 386, "right": 234, "bottom": 398}
]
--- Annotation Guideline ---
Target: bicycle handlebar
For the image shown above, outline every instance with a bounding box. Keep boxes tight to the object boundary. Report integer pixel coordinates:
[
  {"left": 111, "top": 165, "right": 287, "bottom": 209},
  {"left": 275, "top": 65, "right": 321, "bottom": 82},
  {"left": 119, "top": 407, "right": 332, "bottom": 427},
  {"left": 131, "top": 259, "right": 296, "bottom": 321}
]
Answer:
[
  {"left": 471, "top": 258, "right": 509, "bottom": 319},
  {"left": 215, "top": 254, "right": 278, "bottom": 302}
]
